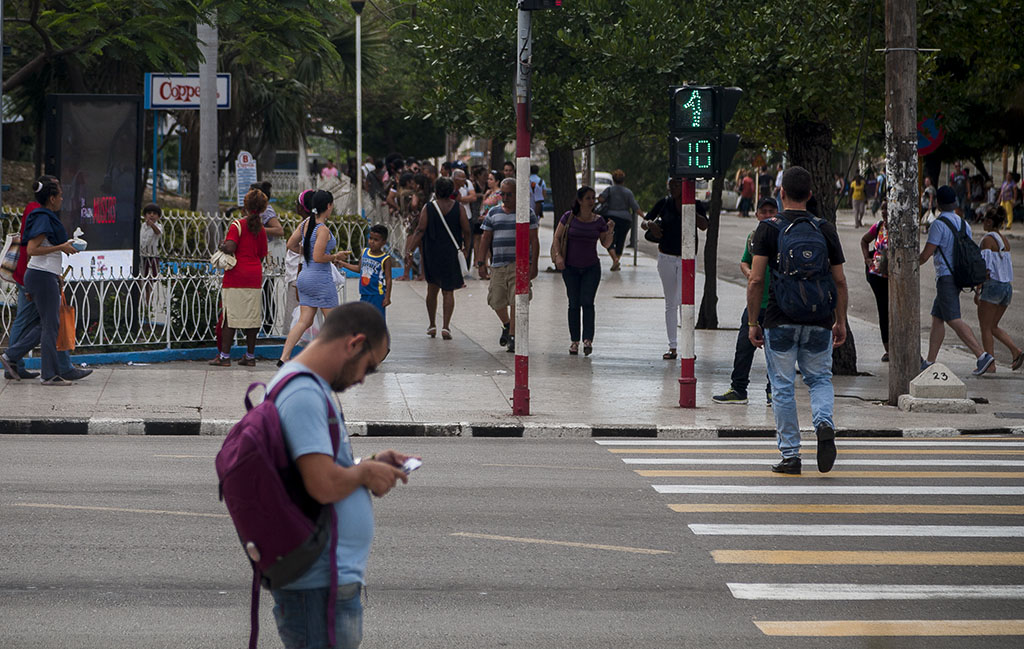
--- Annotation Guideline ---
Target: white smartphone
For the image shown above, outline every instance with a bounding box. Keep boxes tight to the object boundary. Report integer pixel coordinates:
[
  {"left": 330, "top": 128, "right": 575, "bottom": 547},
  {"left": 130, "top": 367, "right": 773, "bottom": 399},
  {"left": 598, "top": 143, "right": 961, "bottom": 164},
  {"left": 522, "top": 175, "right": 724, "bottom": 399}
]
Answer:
[{"left": 401, "top": 458, "right": 423, "bottom": 474}]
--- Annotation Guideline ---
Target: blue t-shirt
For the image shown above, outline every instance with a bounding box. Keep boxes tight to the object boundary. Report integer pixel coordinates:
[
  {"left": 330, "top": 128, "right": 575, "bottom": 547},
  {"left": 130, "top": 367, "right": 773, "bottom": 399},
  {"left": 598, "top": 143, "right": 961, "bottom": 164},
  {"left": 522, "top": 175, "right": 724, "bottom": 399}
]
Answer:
[
  {"left": 268, "top": 361, "right": 374, "bottom": 589},
  {"left": 927, "top": 211, "right": 971, "bottom": 278},
  {"left": 359, "top": 250, "right": 389, "bottom": 296},
  {"left": 481, "top": 205, "right": 539, "bottom": 268}
]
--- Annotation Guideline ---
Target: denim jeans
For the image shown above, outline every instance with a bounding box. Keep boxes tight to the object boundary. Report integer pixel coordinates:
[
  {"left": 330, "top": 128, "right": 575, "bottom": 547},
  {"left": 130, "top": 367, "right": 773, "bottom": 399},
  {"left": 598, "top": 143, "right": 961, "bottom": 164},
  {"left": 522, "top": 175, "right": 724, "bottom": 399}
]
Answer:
[
  {"left": 271, "top": 584, "right": 363, "bottom": 649},
  {"left": 6, "top": 284, "right": 73, "bottom": 375},
  {"left": 764, "top": 324, "right": 835, "bottom": 459},
  {"left": 730, "top": 308, "right": 771, "bottom": 396},
  {"left": 562, "top": 262, "right": 601, "bottom": 342}
]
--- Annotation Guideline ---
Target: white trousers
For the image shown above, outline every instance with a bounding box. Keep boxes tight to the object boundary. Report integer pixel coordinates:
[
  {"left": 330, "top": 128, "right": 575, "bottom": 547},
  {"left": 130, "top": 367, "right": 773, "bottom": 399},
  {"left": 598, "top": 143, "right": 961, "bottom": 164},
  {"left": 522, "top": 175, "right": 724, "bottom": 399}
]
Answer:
[{"left": 657, "top": 253, "right": 682, "bottom": 349}]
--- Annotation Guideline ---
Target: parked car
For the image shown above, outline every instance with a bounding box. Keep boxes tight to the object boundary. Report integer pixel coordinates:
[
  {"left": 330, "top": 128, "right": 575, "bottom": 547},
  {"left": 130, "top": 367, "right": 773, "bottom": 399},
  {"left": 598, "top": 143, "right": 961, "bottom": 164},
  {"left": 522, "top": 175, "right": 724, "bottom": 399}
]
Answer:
[
  {"left": 575, "top": 171, "right": 613, "bottom": 196},
  {"left": 696, "top": 179, "right": 739, "bottom": 211},
  {"left": 145, "top": 169, "right": 180, "bottom": 193}
]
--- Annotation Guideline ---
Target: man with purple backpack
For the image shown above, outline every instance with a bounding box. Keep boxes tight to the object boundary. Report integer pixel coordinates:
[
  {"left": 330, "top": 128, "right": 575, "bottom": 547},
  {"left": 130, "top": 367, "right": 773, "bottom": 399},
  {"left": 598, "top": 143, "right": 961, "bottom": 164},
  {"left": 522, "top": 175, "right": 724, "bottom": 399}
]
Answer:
[{"left": 218, "top": 302, "right": 416, "bottom": 649}]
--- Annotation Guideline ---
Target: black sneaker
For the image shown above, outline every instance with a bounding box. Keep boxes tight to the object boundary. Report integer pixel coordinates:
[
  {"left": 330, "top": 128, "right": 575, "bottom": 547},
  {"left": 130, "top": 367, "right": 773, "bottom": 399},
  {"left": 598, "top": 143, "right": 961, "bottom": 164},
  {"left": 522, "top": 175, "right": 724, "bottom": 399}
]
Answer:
[
  {"left": 499, "top": 323, "right": 510, "bottom": 347},
  {"left": 60, "top": 368, "right": 93, "bottom": 381},
  {"left": 816, "top": 424, "right": 837, "bottom": 473},
  {"left": 506, "top": 335, "right": 515, "bottom": 353},
  {"left": 712, "top": 389, "right": 748, "bottom": 404},
  {"left": 771, "top": 456, "right": 802, "bottom": 474},
  {"left": 4, "top": 367, "right": 39, "bottom": 380}
]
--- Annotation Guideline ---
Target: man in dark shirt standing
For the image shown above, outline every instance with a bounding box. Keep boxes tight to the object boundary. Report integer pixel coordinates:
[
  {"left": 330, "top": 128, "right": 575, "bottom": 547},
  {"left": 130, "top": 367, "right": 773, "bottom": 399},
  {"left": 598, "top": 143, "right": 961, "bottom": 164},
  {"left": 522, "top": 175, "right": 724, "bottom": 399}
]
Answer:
[{"left": 746, "top": 166, "right": 849, "bottom": 475}]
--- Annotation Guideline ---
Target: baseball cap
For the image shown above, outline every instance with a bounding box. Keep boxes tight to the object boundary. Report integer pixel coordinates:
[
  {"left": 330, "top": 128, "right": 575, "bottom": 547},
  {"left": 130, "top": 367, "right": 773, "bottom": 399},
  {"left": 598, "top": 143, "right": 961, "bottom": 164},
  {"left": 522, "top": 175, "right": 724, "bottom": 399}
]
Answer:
[{"left": 936, "top": 185, "right": 957, "bottom": 206}]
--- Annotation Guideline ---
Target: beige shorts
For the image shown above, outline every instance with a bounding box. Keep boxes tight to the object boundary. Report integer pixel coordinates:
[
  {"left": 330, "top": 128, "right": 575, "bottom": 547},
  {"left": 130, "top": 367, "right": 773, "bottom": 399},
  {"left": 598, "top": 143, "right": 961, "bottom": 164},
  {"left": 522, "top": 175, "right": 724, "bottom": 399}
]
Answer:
[
  {"left": 487, "top": 263, "right": 532, "bottom": 311},
  {"left": 222, "top": 288, "right": 262, "bottom": 329}
]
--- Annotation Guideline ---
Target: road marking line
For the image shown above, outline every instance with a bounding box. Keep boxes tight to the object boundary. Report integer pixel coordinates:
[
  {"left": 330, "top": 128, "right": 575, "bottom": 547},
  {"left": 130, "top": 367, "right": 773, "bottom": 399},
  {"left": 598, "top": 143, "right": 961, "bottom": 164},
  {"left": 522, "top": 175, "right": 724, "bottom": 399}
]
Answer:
[
  {"left": 625, "top": 458, "right": 1024, "bottom": 466},
  {"left": 481, "top": 463, "right": 615, "bottom": 471},
  {"left": 11, "top": 503, "right": 228, "bottom": 518},
  {"left": 729, "top": 583, "right": 1024, "bottom": 600},
  {"left": 674, "top": 504, "right": 1024, "bottom": 514},
  {"left": 655, "top": 485, "right": 1024, "bottom": 495},
  {"left": 610, "top": 448, "right": 1024, "bottom": 455},
  {"left": 154, "top": 454, "right": 215, "bottom": 459},
  {"left": 754, "top": 620, "right": 1024, "bottom": 636},
  {"left": 711, "top": 550, "right": 1024, "bottom": 565},
  {"left": 637, "top": 469, "right": 1024, "bottom": 478},
  {"left": 690, "top": 524, "right": 1024, "bottom": 537},
  {"left": 597, "top": 440, "right": 1024, "bottom": 446},
  {"left": 450, "top": 532, "right": 673, "bottom": 555}
]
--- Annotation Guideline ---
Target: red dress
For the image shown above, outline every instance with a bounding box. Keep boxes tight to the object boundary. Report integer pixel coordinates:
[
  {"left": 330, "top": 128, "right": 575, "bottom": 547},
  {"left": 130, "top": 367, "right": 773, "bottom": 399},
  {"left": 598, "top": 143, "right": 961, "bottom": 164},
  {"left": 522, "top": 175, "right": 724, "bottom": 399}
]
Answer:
[{"left": 222, "top": 219, "right": 268, "bottom": 289}]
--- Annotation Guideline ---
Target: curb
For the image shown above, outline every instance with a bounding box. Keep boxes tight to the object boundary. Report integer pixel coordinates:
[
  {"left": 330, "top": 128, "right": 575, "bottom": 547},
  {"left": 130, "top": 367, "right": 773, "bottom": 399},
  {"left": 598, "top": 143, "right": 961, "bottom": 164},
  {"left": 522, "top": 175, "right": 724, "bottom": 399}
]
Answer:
[{"left": 1, "top": 418, "right": 1022, "bottom": 438}]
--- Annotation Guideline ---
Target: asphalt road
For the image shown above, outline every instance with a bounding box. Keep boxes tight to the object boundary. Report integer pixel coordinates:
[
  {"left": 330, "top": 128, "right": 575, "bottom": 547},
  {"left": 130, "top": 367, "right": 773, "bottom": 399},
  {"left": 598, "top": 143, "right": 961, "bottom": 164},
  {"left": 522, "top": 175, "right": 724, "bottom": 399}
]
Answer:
[{"left": 3, "top": 435, "right": 1023, "bottom": 648}]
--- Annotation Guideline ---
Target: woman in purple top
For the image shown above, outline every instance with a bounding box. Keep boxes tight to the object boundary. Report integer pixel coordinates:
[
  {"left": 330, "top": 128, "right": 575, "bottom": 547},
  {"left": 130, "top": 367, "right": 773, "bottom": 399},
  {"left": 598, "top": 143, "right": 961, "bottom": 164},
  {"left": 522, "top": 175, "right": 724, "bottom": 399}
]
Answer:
[{"left": 551, "top": 186, "right": 614, "bottom": 356}]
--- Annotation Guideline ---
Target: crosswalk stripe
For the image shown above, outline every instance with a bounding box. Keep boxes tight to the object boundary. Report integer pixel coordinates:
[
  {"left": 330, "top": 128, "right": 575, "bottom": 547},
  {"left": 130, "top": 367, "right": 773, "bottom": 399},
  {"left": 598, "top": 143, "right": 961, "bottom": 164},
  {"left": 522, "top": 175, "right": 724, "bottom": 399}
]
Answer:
[
  {"left": 711, "top": 550, "right": 1024, "bottom": 565},
  {"left": 610, "top": 448, "right": 1024, "bottom": 455},
  {"left": 625, "top": 458, "right": 1024, "bottom": 466},
  {"left": 672, "top": 504, "right": 1024, "bottom": 514},
  {"left": 597, "top": 439, "right": 1024, "bottom": 447},
  {"left": 728, "top": 583, "right": 1024, "bottom": 600},
  {"left": 689, "top": 524, "right": 1024, "bottom": 537},
  {"left": 636, "top": 469, "right": 1024, "bottom": 478},
  {"left": 754, "top": 620, "right": 1024, "bottom": 636},
  {"left": 654, "top": 485, "right": 1024, "bottom": 495}
]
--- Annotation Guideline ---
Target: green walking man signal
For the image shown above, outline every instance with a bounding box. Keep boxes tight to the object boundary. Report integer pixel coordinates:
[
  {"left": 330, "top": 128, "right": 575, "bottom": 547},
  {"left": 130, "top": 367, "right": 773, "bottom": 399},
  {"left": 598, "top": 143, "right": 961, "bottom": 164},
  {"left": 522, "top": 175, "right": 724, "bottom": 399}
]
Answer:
[{"left": 668, "top": 85, "right": 742, "bottom": 178}]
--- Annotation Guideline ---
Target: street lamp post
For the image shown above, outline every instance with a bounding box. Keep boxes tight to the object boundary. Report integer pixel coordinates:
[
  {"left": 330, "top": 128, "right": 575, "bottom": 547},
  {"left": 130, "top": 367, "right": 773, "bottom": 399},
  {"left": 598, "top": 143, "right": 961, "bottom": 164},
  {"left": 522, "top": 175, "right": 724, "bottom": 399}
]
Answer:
[{"left": 351, "top": 1, "right": 365, "bottom": 218}]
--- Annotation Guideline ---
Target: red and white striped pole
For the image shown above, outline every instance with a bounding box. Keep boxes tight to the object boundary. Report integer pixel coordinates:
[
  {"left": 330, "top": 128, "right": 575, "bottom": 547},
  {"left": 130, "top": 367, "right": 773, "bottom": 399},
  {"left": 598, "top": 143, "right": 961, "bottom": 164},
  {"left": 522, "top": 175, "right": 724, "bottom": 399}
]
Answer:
[
  {"left": 513, "top": 7, "right": 532, "bottom": 415},
  {"left": 679, "top": 178, "right": 696, "bottom": 408}
]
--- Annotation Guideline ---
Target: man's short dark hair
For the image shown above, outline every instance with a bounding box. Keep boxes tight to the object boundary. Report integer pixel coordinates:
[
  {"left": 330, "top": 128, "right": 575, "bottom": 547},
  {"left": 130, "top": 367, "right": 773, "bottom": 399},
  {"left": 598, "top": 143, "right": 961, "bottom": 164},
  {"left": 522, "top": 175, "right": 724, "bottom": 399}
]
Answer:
[
  {"left": 530, "top": 164, "right": 539, "bottom": 175},
  {"left": 369, "top": 224, "right": 389, "bottom": 241},
  {"left": 143, "top": 202, "right": 162, "bottom": 216},
  {"left": 756, "top": 197, "right": 777, "bottom": 210},
  {"left": 781, "top": 166, "right": 813, "bottom": 203},
  {"left": 318, "top": 302, "right": 389, "bottom": 349}
]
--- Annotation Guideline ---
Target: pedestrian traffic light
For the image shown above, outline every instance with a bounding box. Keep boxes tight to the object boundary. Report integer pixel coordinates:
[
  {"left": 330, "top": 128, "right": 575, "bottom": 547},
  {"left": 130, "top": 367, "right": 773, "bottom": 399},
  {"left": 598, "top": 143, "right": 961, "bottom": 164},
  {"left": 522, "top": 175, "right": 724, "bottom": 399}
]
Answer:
[
  {"left": 518, "top": 0, "right": 563, "bottom": 9},
  {"left": 669, "top": 85, "right": 743, "bottom": 178}
]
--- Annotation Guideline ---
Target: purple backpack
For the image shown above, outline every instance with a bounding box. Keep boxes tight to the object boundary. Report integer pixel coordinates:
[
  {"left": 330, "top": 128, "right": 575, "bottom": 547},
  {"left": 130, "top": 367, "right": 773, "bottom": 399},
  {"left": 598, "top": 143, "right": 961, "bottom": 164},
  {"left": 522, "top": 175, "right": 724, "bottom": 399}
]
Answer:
[{"left": 216, "top": 372, "right": 341, "bottom": 649}]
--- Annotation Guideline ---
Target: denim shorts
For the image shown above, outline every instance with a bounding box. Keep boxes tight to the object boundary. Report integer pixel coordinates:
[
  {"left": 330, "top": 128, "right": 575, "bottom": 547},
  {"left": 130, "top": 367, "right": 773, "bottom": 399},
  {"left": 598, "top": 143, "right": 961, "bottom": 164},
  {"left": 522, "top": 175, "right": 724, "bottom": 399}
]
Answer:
[
  {"left": 931, "top": 275, "right": 962, "bottom": 321},
  {"left": 979, "top": 279, "right": 1012, "bottom": 307}
]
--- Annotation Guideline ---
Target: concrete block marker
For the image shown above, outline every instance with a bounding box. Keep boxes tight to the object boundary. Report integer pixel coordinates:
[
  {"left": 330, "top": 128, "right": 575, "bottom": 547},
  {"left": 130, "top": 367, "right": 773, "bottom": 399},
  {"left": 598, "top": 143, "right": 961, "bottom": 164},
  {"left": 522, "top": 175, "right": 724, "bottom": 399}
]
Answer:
[
  {"left": 900, "top": 363, "right": 977, "bottom": 413},
  {"left": 89, "top": 418, "right": 145, "bottom": 436},
  {"left": 522, "top": 423, "right": 589, "bottom": 438}
]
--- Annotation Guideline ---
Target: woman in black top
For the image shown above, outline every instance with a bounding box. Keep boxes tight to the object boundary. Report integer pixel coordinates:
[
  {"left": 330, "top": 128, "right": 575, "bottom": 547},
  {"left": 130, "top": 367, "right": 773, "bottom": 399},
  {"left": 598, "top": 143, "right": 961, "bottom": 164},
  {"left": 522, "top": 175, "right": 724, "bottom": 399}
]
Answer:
[
  {"left": 405, "top": 177, "right": 471, "bottom": 340},
  {"left": 641, "top": 178, "right": 707, "bottom": 359}
]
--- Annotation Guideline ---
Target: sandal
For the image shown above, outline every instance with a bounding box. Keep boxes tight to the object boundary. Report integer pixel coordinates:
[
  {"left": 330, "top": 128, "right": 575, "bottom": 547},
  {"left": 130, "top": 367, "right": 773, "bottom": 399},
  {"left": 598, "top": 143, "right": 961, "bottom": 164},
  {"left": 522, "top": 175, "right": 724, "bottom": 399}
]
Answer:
[
  {"left": 610, "top": 261, "right": 620, "bottom": 272},
  {"left": 426, "top": 326, "right": 437, "bottom": 338},
  {"left": 663, "top": 349, "right": 677, "bottom": 360},
  {"left": 569, "top": 342, "right": 579, "bottom": 355},
  {"left": 1013, "top": 351, "right": 1024, "bottom": 371},
  {"left": 441, "top": 328, "right": 452, "bottom": 340},
  {"left": 583, "top": 341, "right": 593, "bottom": 356}
]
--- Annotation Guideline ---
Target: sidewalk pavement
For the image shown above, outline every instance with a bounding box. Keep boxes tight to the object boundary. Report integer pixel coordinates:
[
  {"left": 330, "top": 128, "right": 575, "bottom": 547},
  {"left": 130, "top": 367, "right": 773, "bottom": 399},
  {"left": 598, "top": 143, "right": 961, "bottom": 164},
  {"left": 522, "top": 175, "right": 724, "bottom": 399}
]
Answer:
[{"left": 2, "top": 219, "right": 1022, "bottom": 437}]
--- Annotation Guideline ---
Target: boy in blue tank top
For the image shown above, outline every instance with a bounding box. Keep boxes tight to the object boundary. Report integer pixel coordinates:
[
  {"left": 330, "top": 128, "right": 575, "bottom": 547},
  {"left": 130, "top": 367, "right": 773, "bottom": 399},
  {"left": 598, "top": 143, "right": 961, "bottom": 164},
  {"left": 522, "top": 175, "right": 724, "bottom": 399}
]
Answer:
[{"left": 340, "top": 224, "right": 392, "bottom": 320}]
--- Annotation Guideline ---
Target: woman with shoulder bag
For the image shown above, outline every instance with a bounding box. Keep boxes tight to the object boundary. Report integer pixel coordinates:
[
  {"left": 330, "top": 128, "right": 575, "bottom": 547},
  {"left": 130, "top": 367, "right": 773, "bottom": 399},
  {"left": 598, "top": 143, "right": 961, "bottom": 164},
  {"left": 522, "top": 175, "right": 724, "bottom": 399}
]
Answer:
[
  {"left": 210, "top": 189, "right": 270, "bottom": 367},
  {"left": 860, "top": 200, "right": 890, "bottom": 362},
  {"left": 405, "top": 177, "right": 471, "bottom": 340},
  {"left": 551, "top": 186, "right": 614, "bottom": 356}
]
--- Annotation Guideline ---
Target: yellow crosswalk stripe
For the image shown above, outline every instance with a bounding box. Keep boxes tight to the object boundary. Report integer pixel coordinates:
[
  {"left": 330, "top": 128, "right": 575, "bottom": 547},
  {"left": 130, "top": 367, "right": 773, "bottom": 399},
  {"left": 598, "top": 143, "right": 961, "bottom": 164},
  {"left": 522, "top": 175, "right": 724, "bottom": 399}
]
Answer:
[
  {"left": 712, "top": 550, "right": 1024, "bottom": 565},
  {"left": 754, "top": 620, "right": 1024, "bottom": 636},
  {"left": 610, "top": 448, "right": 1024, "bottom": 455},
  {"left": 636, "top": 469, "right": 1024, "bottom": 478},
  {"left": 669, "top": 504, "right": 1024, "bottom": 514}
]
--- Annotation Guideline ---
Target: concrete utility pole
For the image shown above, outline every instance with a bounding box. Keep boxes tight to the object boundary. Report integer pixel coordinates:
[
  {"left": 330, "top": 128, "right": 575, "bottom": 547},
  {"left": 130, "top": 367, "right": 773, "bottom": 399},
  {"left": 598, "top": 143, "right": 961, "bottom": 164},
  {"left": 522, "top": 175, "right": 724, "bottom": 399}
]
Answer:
[
  {"left": 196, "top": 15, "right": 219, "bottom": 214},
  {"left": 884, "top": 0, "right": 921, "bottom": 404}
]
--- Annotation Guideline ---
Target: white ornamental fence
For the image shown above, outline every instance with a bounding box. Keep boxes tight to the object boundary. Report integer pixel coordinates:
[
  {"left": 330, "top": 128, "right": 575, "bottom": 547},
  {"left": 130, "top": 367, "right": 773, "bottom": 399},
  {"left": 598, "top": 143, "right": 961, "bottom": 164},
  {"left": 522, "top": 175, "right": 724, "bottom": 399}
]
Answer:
[{"left": 0, "top": 202, "right": 406, "bottom": 351}]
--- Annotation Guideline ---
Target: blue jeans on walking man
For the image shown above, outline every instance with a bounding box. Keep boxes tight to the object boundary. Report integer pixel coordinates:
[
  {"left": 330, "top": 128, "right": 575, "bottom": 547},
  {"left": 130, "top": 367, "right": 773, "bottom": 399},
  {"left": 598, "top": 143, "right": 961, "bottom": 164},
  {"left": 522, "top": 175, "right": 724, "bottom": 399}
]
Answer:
[
  {"left": 763, "top": 324, "right": 835, "bottom": 459},
  {"left": 271, "top": 584, "right": 363, "bottom": 649}
]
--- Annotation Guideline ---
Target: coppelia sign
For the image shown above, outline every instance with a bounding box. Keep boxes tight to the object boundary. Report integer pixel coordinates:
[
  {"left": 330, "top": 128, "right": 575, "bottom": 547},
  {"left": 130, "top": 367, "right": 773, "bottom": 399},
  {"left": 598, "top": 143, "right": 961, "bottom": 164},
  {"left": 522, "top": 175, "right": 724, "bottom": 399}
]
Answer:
[{"left": 144, "top": 73, "right": 231, "bottom": 110}]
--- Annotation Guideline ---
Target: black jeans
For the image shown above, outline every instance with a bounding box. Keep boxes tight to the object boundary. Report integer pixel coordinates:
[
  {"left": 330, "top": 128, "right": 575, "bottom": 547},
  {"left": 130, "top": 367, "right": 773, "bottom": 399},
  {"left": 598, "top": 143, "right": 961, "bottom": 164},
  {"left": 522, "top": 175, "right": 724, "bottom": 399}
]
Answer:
[
  {"left": 866, "top": 269, "right": 889, "bottom": 346},
  {"left": 562, "top": 262, "right": 601, "bottom": 342},
  {"left": 607, "top": 215, "right": 633, "bottom": 257},
  {"left": 730, "top": 307, "right": 771, "bottom": 396}
]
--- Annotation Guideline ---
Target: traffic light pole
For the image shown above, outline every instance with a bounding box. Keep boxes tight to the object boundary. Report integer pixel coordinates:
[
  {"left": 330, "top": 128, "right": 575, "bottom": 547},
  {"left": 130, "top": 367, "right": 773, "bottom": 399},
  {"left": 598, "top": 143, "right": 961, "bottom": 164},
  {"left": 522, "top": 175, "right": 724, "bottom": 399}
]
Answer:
[
  {"left": 679, "top": 179, "right": 697, "bottom": 408},
  {"left": 513, "top": 7, "right": 532, "bottom": 415}
]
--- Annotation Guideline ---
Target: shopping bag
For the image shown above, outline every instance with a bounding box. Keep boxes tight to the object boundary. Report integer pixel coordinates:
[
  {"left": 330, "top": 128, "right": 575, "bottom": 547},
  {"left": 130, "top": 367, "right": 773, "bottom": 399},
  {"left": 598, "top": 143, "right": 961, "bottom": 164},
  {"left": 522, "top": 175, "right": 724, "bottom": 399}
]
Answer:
[
  {"left": 57, "top": 293, "right": 76, "bottom": 351},
  {"left": 292, "top": 306, "right": 324, "bottom": 345},
  {"left": 1, "top": 233, "right": 20, "bottom": 284}
]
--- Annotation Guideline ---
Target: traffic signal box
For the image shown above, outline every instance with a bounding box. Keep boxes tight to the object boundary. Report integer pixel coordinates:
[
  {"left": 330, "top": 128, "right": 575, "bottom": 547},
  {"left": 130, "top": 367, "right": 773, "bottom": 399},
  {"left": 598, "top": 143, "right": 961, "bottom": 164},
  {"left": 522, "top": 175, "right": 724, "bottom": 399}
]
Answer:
[
  {"left": 669, "top": 86, "right": 742, "bottom": 178},
  {"left": 518, "top": 0, "right": 563, "bottom": 9}
]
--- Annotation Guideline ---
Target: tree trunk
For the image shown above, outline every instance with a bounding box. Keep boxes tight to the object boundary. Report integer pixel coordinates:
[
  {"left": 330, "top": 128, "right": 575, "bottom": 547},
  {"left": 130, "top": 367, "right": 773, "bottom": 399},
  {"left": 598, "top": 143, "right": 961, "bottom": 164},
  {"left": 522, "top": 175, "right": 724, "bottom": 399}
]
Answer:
[
  {"left": 696, "top": 174, "right": 723, "bottom": 329},
  {"left": 548, "top": 146, "right": 576, "bottom": 224},
  {"left": 784, "top": 115, "right": 858, "bottom": 375},
  {"left": 971, "top": 154, "right": 989, "bottom": 182}
]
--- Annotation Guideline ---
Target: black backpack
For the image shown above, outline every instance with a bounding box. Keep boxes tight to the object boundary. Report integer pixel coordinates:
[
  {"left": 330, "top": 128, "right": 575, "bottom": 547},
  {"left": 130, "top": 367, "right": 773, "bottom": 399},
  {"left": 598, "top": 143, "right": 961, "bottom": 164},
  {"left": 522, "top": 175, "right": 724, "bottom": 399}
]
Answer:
[
  {"left": 936, "top": 216, "right": 987, "bottom": 290},
  {"left": 769, "top": 215, "right": 837, "bottom": 323}
]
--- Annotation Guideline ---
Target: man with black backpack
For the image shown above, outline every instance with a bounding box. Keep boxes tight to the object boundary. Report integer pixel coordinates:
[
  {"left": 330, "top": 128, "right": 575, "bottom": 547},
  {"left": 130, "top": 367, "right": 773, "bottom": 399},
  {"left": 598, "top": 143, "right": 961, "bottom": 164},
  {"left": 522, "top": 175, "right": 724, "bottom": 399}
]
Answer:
[
  {"left": 918, "top": 185, "right": 994, "bottom": 375},
  {"left": 746, "top": 166, "right": 848, "bottom": 475}
]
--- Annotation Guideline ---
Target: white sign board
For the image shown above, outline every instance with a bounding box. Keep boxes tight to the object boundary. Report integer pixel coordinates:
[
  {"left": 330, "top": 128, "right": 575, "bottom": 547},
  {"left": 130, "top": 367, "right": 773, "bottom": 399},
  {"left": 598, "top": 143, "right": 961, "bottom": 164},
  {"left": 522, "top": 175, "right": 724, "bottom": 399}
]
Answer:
[
  {"left": 236, "top": 151, "right": 258, "bottom": 207},
  {"left": 144, "top": 73, "right": 231, "bottom": 110}
]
